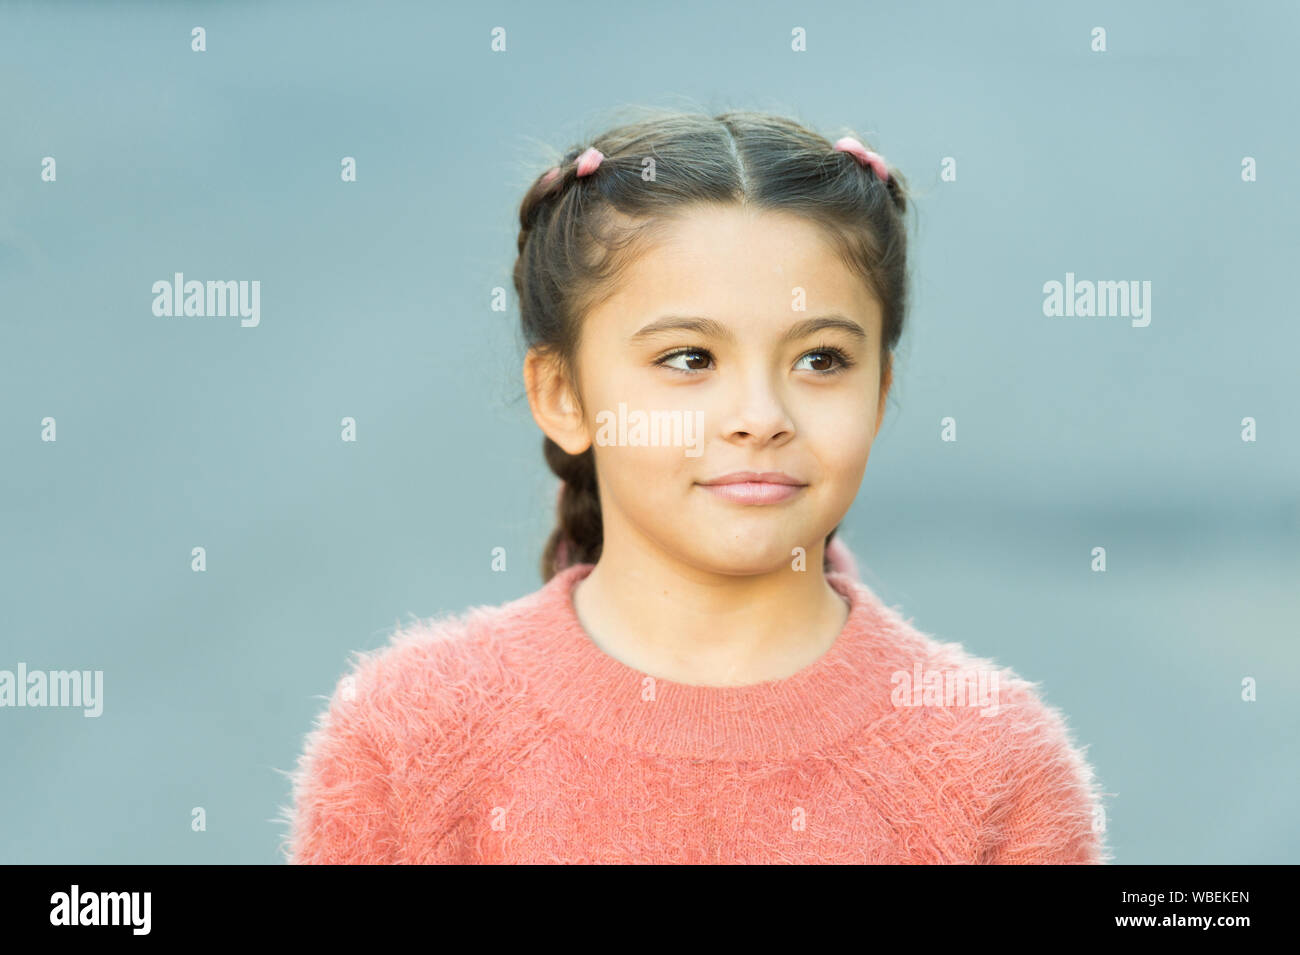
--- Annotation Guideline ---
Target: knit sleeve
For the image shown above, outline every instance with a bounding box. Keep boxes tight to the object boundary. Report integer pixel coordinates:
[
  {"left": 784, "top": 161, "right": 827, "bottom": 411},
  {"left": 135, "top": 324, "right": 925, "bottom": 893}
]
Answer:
[
  {"left": 977, "top": 683, "right": 1111, "bottom": 865},
  {"left": 284, "top": 660, "right": 401, "bottom": 865}
]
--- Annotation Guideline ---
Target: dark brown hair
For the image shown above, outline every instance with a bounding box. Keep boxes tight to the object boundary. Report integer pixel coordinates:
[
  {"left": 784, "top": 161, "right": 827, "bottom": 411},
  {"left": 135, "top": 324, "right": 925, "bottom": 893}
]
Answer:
[{"left": 514, "top": 107, "right": 913, "bottom": 583}]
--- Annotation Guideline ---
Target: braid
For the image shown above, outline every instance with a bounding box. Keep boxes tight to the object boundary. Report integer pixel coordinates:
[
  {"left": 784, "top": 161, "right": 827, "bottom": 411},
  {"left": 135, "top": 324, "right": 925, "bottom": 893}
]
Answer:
[
  {"left": 540, "top": 436, "right": 602, "bottom": 581},
  {"left": 517, "top": 160, "right": 570, "bottom": 255},
  {"left": 823, "top": 528, "right": 839, "bottom": 574},
  {"left": 881, "top": 165, "right": 908, "bottom": 215}
]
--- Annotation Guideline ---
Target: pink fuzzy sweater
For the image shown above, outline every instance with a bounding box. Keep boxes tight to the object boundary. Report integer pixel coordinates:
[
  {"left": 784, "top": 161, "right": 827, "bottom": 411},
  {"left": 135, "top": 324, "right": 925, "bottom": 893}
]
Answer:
[{"left": 283, "top": 561, "right": 1111, "bottom": 864}]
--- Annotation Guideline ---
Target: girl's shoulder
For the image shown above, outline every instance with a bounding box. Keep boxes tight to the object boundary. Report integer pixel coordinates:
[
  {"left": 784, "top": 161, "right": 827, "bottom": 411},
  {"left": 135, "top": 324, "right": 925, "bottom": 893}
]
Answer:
[
  {"left": 869, "top": 598, "right": 1096, "bottom": 758},
  {"left": 333, "top": 586, "right": 538, "bottom": 738},
  {"left": 859, "top": 598, "right": 1109, "bottom": 860},
  {"left": 283, "top": 589, "right": 531, "bottom": 864}
]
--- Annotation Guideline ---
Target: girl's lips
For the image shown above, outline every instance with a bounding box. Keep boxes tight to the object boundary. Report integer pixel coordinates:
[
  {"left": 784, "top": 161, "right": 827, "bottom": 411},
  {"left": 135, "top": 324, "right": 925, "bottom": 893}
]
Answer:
[{"left": 697, "top": 481, "right": 804, "bottom": 505}]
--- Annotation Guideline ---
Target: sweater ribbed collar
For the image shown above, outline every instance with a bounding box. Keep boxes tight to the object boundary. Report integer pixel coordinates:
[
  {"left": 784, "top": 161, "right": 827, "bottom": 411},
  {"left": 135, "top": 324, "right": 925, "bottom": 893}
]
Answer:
[{"left": 503, "top": 562, "right": 892, "bottom": 759}]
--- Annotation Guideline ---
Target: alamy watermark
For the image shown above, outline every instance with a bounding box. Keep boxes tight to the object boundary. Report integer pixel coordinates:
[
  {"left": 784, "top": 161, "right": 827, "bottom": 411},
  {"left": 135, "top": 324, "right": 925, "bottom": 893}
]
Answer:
[
  {"left": 50, "top": 885, "right": 150, "bottom": 935},
  {"left": 594, "top": 402, "right": 704, "bottom": 457},
  {"left": 1042, "top": 271, "right": 1150, "bottom": 327},
  {"left": 0, "top": 663, "right": 103, "bottom": 717},
  {"left": 152, "top": 272, "right": 260, "bottom": 327},
  {"left": 891, "top": 663, "right": 1001, "bottom": 717}
]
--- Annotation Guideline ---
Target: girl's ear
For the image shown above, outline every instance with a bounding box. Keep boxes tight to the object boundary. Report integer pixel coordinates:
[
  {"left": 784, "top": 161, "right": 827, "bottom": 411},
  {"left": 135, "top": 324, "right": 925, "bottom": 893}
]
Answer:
[{"left": 523, "top": 347, "right": 592, "bottom": 456}]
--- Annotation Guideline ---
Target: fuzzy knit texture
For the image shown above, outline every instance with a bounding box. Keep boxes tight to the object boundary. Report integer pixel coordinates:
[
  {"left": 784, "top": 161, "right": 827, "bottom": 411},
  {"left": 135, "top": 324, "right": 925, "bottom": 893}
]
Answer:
[{"left": 281, "top": 556, "right": 1112, "bottom": 865}]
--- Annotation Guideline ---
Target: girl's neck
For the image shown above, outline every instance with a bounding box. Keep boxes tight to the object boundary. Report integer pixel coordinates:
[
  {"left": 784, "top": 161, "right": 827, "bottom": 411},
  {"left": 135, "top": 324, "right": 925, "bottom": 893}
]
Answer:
[{"left": 571, "top": 546, "right": 850, "bottom": 688}]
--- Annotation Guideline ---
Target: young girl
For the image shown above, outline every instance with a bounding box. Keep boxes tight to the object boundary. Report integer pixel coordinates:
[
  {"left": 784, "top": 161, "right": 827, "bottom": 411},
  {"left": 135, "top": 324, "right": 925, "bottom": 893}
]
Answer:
[{"left": 281, "top": 108, "right": 1111, "bottom": 865}]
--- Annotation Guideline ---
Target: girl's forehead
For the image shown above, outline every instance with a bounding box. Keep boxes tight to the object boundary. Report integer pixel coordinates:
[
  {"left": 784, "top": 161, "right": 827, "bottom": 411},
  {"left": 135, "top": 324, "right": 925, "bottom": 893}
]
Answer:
[
  {"left": 586, "top": 222, "right": 879, "bottom": 334},
  {"left": 648, "top": 203, "right": 834, "bottom": 245},
  {"left": 623, "top": 211, "right": 859, "bottom": 288}
]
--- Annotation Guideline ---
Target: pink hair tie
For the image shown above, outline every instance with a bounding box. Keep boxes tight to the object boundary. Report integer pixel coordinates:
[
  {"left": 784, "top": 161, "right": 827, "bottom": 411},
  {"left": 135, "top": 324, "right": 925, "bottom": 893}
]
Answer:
[
  {"left": 574, "top": 146, "right": 604, "bottom": 177},
  {"left": 833, "top": 136, "right": 889, "bottom": 182}
]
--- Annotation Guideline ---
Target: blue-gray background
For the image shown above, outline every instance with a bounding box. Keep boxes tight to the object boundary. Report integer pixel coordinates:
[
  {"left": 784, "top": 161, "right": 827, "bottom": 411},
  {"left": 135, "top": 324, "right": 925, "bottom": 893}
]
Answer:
[{"left": 1, "top": 0, "right": 1296, "bottom": 864}]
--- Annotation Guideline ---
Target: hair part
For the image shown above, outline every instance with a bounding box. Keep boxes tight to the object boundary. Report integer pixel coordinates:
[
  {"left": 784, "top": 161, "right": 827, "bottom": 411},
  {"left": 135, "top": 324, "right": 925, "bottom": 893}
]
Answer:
[{"left": 514, "top": 107, "right": 913, "bottom": 582}]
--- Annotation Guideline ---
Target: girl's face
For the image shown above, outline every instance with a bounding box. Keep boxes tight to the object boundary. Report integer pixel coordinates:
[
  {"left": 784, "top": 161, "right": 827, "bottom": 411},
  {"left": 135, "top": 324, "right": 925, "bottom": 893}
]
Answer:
[{"left": 533, "top": 203, "right": 889, "bottom": 577}]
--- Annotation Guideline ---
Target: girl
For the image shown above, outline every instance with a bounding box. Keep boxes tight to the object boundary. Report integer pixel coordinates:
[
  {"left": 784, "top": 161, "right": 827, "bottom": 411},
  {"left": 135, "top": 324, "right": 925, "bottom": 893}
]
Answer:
[{"left": 282, "top": 108, "right": 1111, "bottom": 864}]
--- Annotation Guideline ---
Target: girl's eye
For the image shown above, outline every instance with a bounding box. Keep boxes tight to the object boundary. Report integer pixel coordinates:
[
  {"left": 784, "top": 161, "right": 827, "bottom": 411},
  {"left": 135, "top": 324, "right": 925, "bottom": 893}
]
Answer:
[
  {"left": 655, "top": 348, "right": 714, "bottom": 373},
  {"left": 653, "top": 344, "right": 856, "bottom": 376},
  {"left": 793, "top": 346, "right": 855, "bottom": 375}
]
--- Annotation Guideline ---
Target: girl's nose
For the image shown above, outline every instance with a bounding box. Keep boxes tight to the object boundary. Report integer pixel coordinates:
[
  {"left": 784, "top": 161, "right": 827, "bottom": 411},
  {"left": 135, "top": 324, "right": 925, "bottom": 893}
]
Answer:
[{"left": 715, "top": 381, "right": 795, "bottom": 446}]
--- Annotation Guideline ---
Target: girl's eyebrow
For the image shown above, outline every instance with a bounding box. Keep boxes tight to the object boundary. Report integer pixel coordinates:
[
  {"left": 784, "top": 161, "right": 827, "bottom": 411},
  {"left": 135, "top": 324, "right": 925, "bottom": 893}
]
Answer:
[{"left": 629, "top": 315, "right": 868, "bottom": 345}]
